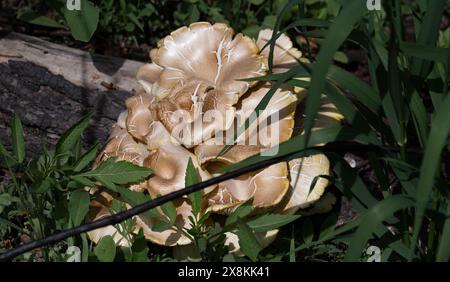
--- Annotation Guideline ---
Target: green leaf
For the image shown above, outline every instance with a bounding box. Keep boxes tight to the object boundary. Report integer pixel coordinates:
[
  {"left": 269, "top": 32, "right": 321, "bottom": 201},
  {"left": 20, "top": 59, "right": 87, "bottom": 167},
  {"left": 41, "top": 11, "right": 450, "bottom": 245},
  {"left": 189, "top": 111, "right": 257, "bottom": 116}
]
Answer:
[
  {"left": 151, "top": 221, "right": 174, "bottom": 232},
  {"left": 116, "top": 186, "right": 159, "bottom": 218},
  {"left": 344, "top": 195, "right": 415, "bottom": 261},
  {"left": 225, "top": 199, "right": 253, "bottom": 227},
  {"left": 247, "top": 214, "right": 300, "bottom": 232},
  {"left": 11, "top": 114, "right": 25, "bottom": 163},
  {"left": 236, "top": 222, "right": 262, "bottom": 261},
  {"left": 130, "top": 229, "right": 149, "bottom": 262},
  {"left": 302, "top": 0, "right": 367, "bottom": 149},
  {"left": 94, "top": 235, "right": 116, "bottom": 262},
  {"left": 161, "top": 199, "right": 177, "bottom": 224},
  {"left": 185, "top": 158, "right": 201, "bottom": 216},
  {"left": 73, "top": 144, "right": 98, "bottom": 172},
  {"left": 412, "top": 93, "right": 450, "bottom": 257},
  {"left": 0, "top": 141, "right": 17, "bottom": 167},
  {"left": 70, "top": 175, "right": 96, "bottom": 188},
  {"left": 56, "top": 113, "right": 92, "bottom": 157},
  {"left": 30, "top": 178, "right": 52, "bottom": 194},
  {"left": 400, "top": 42, "right": 449, "bottom": 63},
  {"left": 436, "top": 202, "right": 450, "bottom": 262},
  {"left": 17, "top": 12, "right": 64, "bottom": 28},
  {"left": 74, "top": 158, "right": 152, "bottom": 189},
  {"left": 68, "top": 190, "right": 90, "bottom": 226},
  {"left": 63, "top": 0, "right": 99, "bottom": 42}
]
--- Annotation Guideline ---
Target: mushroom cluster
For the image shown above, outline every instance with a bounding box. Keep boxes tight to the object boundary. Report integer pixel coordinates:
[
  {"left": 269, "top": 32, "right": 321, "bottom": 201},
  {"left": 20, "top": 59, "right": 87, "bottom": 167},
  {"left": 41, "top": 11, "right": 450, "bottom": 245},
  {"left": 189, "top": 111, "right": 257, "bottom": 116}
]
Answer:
[{"left": 87, "top": 22, "right": 343, "bottom": 253}]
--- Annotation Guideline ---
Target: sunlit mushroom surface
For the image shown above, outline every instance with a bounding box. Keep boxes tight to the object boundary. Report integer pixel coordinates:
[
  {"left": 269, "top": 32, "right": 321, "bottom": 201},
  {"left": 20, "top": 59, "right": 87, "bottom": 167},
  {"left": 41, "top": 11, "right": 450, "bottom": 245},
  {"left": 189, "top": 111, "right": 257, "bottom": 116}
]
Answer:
[{"left": 87, "top": 22, "right": 343, "bottom": 253}]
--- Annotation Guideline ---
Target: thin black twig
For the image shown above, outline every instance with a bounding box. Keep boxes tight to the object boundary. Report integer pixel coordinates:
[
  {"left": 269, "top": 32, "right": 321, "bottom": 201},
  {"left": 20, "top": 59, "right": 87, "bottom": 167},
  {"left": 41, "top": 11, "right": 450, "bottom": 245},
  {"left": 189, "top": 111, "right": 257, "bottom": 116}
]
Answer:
[{"left": 0, "top": 150, "right": 303, "bottom": 262}]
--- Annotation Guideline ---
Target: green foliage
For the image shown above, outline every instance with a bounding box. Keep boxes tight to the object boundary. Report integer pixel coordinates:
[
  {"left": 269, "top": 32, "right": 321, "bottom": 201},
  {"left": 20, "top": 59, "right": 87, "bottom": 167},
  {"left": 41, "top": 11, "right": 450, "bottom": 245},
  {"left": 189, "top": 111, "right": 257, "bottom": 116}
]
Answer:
[
  {"left": 0, "top": 114, "right": 153, "bottom": 261},
  {"left": 3, "top": 0, "right": 450, "bottom": 262}
]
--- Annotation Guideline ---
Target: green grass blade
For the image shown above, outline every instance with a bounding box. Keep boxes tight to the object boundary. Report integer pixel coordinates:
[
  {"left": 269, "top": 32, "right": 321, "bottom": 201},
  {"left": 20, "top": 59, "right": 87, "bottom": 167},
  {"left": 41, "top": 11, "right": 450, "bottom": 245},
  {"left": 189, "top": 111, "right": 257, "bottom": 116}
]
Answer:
[
  {"left": 436, "top": 202, "right": 450, "bottom": 262},
  {"left": 301, "top": 0, "right": 367, "bottom": 149},
  {"left": 11, "top": 114, "right": 25, "bottom": 163},
  {"left": 411, "top": 93, "right": 450, "bottom": 258},
  {"left": 344, "top": 195, "right": 415, "bottom": 261}
]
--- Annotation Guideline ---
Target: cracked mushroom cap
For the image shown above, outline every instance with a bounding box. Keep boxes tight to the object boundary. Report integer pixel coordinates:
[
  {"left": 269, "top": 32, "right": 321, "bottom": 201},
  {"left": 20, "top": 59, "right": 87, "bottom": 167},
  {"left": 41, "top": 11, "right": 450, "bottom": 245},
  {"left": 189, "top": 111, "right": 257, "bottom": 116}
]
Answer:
[
  {"left": 194, "top": 144, "right": 289, "bottom": 214},
  {"left": 96, "top": 125, "right": 149, "bottom": 167},
  {"left": 134, "top": 199, "right": 193, "bottom": 246},
  {"left": 87, "top": 191, "right": 132, "bottom": 247},
  {"left": 193, "top": 81, "right": 297, "bottom": 214},
  {"left": 151, "top": 82, "right": 236, "bottom": 147},
  {"left": 147, "top": 22, "right": 266, "bottom": 100},
  {"left": 143, "top": 142, "right": 213, "bottom": 198},
  {"left": 277, "top": 153, "right": 331, "bottom": 214},
  {"left": 137, "top": 22, "right": 266, "bottom": 147},
  {"left": 236, "top": 83, "right": 297, "bottom": 146},
  {"left": 256, "top": 29, "right": 302, "bottom": 73}
]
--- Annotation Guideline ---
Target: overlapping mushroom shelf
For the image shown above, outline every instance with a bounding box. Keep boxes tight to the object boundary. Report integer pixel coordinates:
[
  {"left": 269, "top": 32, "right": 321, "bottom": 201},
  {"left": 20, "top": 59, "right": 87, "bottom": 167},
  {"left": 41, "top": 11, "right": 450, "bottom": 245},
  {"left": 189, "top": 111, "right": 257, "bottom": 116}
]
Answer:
[{"left": 87, "top": 22, "right": 343, "bottom": 250}]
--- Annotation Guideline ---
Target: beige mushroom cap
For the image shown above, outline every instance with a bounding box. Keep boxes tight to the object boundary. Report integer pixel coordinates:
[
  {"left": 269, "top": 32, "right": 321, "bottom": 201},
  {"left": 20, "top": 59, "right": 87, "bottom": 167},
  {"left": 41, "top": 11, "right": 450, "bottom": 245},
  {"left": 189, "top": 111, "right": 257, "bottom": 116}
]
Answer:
[
  {"left": 96, "top": 125, "right": 149, "bottom": 166},
  {"left": 149, "top": 22, "right": 265, "bottom": 100},
  {"left": 125, "top": 91, "right": 156, "bottom": 142},
  {"left": 143, "top": 142, "right": 213, "bottom": 197},
  {"left": 277, "top": 153, "right": 331, "bottom": 215},
  {"left": 136, "top": 63, "right": 163, "bottom": 94},
  {"left": 134, "top": 199, "right": 193, "bottom": 246},
  {"left": 87, "top": 191, "right": 132, "bottom": 247},
  {"left": 256, "top": 29, "right": 302, "bottom": 73},
  {"left": 224, "top": 229, "right": 279, "bottom": 256}
]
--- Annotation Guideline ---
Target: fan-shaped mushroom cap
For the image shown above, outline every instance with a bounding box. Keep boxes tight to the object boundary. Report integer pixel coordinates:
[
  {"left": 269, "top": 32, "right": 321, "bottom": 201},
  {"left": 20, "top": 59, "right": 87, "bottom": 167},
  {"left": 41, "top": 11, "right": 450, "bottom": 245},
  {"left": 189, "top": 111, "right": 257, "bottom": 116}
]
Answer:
[
  {"left": 194, "top": 143, "right": 289, "bottom": 214},
  {"left": 148, "top": 22, "right": 265, "bottom": 100},
  {"left": 224, "top": 229, "right": 279, "bottom": 256},
  {"left": 143, "top": 142, "right": 213, "bottom": 197},
  {"left": 136, "top": 63, "right": 164, "bottom": 94},
  {"left": 87, "top": 191, "right": 132, "bottom": 247},
  {"left": 298, "top": 192, "right": 337, "bottom": 216},
  {"left": 151, "top": 82, "right": 236, "bottom": 147},
  {"left": 134, "top": 199, "right": 193, "bottom": 246},
  {"left": 277, "top": 154, "right": 331, "bottom": 215},
  {"left": 125, "top": 91, "right": 157, "bottom": 142},
  {"left": 256, "top": 29, "right": 302, "bottom": 73},
  {"left": 96, "top": 125, "right": 149, "bottom": 166},
  {"left": 194, "top": 81, "right": 297, "bottom": 214},
  {"left": 236, "top": 83, "right": 297, "bottom": 145}
]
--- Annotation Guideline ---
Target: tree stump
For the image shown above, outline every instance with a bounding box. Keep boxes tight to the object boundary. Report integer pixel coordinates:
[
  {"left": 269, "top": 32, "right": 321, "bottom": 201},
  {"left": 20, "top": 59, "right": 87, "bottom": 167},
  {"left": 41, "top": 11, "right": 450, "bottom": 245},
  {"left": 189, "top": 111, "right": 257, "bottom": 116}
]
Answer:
[{"left": 0, "top": 30, "right": 146, "bottom": 159}]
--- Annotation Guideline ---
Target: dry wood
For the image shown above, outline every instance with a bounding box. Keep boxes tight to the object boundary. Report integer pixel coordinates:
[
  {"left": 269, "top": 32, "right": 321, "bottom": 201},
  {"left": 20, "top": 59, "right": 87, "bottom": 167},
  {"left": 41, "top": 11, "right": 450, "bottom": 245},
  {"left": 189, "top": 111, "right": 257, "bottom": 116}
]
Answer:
[{"left": 0, "top": 30, "right": 146, "bottom": 159}]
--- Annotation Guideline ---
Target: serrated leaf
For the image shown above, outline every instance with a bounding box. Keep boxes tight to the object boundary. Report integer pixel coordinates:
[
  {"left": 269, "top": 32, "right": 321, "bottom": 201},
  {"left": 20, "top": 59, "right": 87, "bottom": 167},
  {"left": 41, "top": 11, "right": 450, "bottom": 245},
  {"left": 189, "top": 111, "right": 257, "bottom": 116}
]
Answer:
[
  {"left": 236, "top": 222, "right": 261, "bottom": 261},
  {"left": 68, "top": 190, "right": 90, "bottom": 226},
  {"left": 185, "top": 158, "right": 201, "bottom": 216},
  {"left": 56, "top": 113, "right": 92, "bottom": 157},
  {"left": 63, "top": 0, "right": 99, "bottom": 42},
  {"left": 116, "top": 186, "right": 159, "bottom": 218},
  {"left": 73, "top": 144, "right": 98, "bottom": 172},
  {"left": 225, "top": 199, "right": 253, "bottom": 227},
  {"left": 74, "top": 158, "right": 152, "bottom": 188},
  {"left": 11, "top": 114, "right": 25, "bottom": 163},
  {"left": 70, "top": 175, "right": 96, "bottom": 188},
  {"left": 161, "top": 199, "right": 177, "bottom": 224},
  {"left": 94, "top": 235, "right": 116, "bottom": 262}
]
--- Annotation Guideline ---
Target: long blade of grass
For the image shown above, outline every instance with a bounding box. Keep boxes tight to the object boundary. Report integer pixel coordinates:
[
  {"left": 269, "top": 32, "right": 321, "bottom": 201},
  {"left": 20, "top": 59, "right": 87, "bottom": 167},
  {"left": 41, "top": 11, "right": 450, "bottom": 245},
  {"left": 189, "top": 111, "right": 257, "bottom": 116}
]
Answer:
[
  {"left": 411, "top": 93, "right": 450, "bottom": 258},
  {"left": 344, "top": 195, "right": 415, "bottom": 261},
  {"left": 301, "top": 0, "right": 367, "bottom": 150}
]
